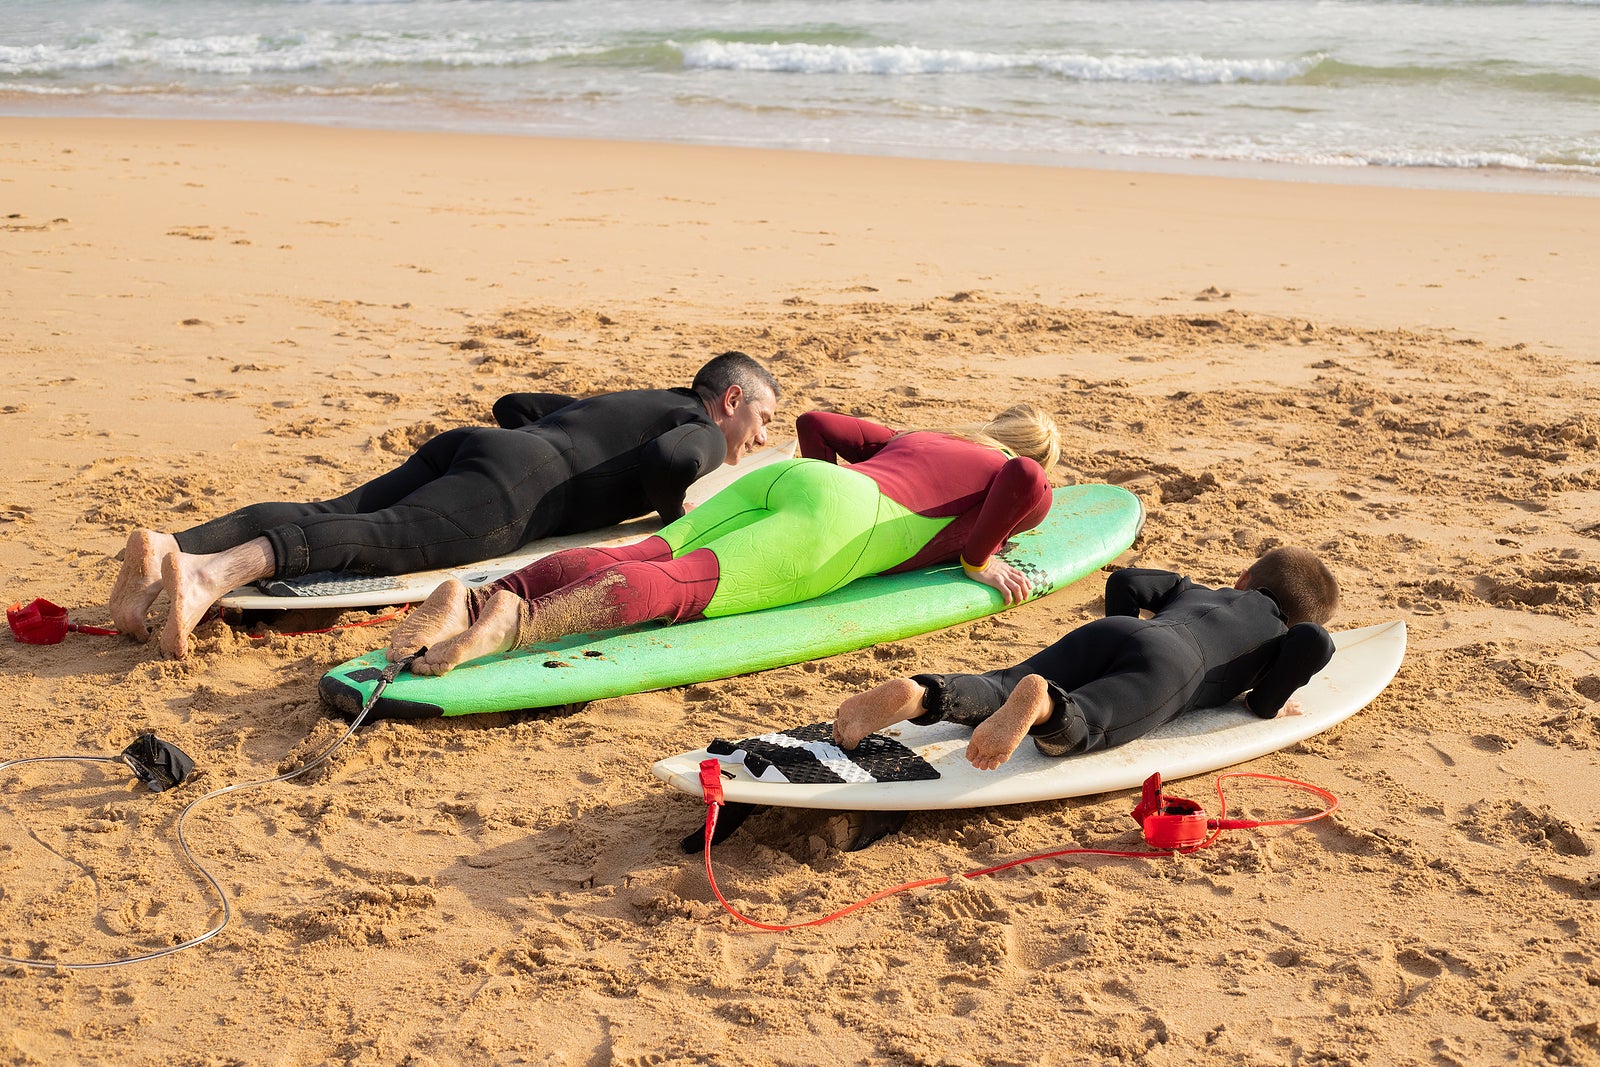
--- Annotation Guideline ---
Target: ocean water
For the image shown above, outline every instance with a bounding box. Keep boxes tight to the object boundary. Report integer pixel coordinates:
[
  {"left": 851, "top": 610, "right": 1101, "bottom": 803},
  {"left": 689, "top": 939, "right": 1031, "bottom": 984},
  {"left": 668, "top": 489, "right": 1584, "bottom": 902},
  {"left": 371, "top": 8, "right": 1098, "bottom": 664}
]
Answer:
[{"left": 3, "top": 0, "right": 1598, "bottom": 192}]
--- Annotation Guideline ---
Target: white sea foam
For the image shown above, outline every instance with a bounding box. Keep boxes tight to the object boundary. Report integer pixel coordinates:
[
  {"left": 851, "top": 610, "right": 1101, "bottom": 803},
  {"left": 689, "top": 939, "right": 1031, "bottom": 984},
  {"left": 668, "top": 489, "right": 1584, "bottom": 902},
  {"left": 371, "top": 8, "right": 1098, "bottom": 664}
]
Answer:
[
  {"left": 0, "top": 30, "right": 576, "bottom": 77},
  {"left": 1, "top": 0, "right": 1596, "bottom": 190},
  {"left": 677, "top": 40, "right": 1318, "bottom": 84}
]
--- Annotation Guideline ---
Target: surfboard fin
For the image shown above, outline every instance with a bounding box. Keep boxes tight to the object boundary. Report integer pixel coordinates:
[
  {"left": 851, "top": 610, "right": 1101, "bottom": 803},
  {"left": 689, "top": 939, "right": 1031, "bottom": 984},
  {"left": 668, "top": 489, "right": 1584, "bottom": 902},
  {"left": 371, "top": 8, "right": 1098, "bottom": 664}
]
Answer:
[
  {"left": 842, "top": 810, "right": 907, "bottom": 852},
  {"left": 679, "top": 801, "right": 758, "bottom": 853}
]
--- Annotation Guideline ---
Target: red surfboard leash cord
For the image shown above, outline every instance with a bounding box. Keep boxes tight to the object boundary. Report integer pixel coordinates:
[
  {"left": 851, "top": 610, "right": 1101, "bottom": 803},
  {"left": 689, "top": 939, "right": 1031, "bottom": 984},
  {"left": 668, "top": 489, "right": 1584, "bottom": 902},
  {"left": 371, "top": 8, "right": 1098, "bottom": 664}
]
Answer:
[
  {"left": 695, "top": 758, "right": 1340, "bottom": 933},
  {"left": 7, "top": 595, "right": 408, "bottom": 644}
]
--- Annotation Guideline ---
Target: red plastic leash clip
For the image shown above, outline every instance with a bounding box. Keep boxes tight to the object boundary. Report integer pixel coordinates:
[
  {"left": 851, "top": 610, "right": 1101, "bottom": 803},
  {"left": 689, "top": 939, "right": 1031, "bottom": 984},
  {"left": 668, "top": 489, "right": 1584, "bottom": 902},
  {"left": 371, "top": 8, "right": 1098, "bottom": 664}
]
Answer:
[
  {"left": 1130, "top": 772, "right": 1213, "bottom": 849},
  {"left": 7, "top": 598, "right": 119, "bottom": 643},
  {"left": 1130, "top": 771, "right": 1273, "bottom": 849}
]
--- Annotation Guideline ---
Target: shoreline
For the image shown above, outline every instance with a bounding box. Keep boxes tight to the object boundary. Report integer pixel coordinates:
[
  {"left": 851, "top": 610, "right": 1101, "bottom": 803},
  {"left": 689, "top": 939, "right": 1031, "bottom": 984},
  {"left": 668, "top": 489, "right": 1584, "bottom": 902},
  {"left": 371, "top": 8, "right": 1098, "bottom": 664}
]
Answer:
[
  {"left": 3, "top": 112, "right": 1599, "bottom": 1066},
  {"left": 6, "top": 102, "right": 1600, "bottom": 200}
]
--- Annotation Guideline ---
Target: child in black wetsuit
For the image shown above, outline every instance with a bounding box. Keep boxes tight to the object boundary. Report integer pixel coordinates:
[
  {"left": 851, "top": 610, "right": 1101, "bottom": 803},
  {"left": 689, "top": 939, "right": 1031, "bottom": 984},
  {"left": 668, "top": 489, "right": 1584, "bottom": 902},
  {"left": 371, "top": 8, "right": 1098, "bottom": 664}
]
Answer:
[{"left": 831, "top": 546, "right": 1340, "bottom": 770}]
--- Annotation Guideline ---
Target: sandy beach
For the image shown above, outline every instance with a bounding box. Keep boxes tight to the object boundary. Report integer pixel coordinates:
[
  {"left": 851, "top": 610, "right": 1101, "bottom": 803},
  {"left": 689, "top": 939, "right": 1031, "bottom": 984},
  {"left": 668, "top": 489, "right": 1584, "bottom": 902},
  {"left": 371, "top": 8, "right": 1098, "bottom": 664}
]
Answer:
[{"left": 3, "top": 117, "right": 1600, "bottom": 1066}]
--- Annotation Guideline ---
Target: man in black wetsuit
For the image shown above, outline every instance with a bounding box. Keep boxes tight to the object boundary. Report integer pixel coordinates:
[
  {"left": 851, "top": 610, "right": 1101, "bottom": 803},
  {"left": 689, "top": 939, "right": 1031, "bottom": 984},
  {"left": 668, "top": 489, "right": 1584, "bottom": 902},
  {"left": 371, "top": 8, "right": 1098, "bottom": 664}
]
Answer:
[
  {"left": 109, "top": 350, "right": 780, "bottom": 659},
  {"left": 831, "top": 546, "right": 1339, "bottom": 770}
]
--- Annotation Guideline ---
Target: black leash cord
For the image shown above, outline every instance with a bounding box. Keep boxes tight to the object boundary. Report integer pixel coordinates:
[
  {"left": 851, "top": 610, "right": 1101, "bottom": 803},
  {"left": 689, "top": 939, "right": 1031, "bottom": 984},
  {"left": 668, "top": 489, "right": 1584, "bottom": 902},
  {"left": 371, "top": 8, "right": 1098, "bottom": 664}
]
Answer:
[{"left": 0, "top": 650, "right": 419, "bottom": 970}]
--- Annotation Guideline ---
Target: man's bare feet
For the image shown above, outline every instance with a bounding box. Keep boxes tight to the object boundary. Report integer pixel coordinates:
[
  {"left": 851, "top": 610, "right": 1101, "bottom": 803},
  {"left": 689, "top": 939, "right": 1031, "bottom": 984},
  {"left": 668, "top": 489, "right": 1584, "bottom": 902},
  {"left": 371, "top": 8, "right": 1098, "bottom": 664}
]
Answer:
[
  {"left": 832, "top": 677, "right": 928, "bottom": 750},
  {"left": 157, "top": 537, "right": 275, "bottom": 660},
  {"left": 410, "top": 590, "right": 522, "bottom": 675},
  {"left": 109, "top": 529, "right": 178, "bottom": 641},
  {"left": 966, "top": 674, "right": 1054, "bottom": 770},
  {"left": 158, "top": 552, "right": 206, "bottom": 660},
  {"left": 387, "top": 579, "right": 471, "bottom": 661}
]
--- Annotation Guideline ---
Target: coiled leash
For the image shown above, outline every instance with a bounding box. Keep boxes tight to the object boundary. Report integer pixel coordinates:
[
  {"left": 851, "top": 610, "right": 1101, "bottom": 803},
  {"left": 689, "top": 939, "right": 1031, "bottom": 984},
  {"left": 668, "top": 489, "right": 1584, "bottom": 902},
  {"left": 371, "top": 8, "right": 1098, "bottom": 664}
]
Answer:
[
  {"left": 695, "top": 760, "right": 1340, "bottom": 932},
  {"left": 0, "top": 649, "right": 423, "bottom": 970}
]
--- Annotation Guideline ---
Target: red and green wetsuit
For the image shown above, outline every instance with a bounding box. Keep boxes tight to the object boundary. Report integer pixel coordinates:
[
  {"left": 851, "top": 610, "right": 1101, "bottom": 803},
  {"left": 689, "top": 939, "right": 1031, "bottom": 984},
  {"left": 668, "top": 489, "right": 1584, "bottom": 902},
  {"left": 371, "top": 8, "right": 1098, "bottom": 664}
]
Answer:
[{"left": 476, "top": 411, "right": 1053, "bottom": 636}]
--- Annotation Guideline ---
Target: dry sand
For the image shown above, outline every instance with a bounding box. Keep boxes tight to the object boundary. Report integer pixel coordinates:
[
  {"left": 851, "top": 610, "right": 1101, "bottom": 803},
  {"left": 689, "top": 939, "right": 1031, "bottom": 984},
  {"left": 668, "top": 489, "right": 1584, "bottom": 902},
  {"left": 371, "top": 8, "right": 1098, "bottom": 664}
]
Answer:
[{"left": 3, "top": 117, "right": 1599, "bottom": 1066}]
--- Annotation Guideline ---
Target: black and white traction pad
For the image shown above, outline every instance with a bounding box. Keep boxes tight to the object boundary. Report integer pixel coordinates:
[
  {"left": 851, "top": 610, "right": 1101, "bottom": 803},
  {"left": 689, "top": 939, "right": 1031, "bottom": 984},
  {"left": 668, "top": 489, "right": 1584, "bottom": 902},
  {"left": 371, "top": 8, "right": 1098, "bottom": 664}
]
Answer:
[
  {"left": 257, "top": 571, "right": 398, "bottom": 597},
  {"left": 707, "top": 722, "right": 940, "bottom": 786}
]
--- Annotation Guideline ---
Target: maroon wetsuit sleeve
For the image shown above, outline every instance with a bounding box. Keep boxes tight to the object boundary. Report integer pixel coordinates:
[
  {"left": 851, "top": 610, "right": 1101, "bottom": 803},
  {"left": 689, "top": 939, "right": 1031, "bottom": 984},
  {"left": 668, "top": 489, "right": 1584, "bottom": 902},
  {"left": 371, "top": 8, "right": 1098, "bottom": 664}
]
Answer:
[
  {"left": 959, "top": 457, "right": 1052, "bottom": 565},
  {"left": 796, "top": 411, "right": 898, "bottom": 464}
]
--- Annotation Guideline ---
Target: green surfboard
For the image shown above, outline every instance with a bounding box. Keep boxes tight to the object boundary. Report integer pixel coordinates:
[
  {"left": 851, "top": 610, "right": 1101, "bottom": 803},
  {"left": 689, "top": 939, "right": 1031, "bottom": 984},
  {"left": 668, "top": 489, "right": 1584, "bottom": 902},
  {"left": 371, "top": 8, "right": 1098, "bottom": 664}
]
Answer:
[{"left": 318, "top": 484, "right": 1144, "bottom": 720}]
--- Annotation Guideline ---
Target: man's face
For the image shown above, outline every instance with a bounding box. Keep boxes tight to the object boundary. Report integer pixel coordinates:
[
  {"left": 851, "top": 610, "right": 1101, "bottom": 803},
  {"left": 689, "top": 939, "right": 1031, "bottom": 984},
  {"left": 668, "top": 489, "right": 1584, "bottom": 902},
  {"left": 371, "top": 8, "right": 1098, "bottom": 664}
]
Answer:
[{"left": 718, "top": 384, "right": 776, "bottom": 463}]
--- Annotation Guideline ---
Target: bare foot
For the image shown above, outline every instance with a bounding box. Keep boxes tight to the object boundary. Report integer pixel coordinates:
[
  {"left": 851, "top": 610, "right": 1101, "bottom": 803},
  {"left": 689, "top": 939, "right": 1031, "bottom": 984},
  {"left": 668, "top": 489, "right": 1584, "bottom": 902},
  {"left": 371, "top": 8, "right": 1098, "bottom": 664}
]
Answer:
[
  {"left": 109, "top": 529, "right": 178, "bottom": 641},
  {"left": 411, "top": 590, "right": 522, "bottom": 675},
  {"left": 966, "top": 674, "right": 1054, "bottom": 770},
  {"left": 158, "top": 552, "right": 207, "bottom": 660},
  {"left": 832, "top": 677, "right": 927, "bottom": 750},
  {"left": 388, "top": 579, "right": 470, "bottom": 661},
  {"left": 157, "top": 537, "right": 275, "bottom": 660}
]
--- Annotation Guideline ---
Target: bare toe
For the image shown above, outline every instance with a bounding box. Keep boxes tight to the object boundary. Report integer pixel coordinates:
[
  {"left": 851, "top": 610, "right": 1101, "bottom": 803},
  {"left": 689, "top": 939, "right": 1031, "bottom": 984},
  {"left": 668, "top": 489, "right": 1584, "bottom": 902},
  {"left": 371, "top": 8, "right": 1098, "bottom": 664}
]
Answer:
[
  {"left": 109, "top": 529, "right": 170, "bottom": 641},
  {"left": 965, "top": 675, "right": 1052, "bottom": 770},
  {"left": 833, "top": 677, "right": 926, "bottom": 749},
  {"left": 389, "top": 580, "right": 470, "bottom": 661},
  {"left": 157, "top": 553, "right": 193, "bottom": 660},
  {"left": 412, "top": 593, "right": 521, "bottom": 674}
]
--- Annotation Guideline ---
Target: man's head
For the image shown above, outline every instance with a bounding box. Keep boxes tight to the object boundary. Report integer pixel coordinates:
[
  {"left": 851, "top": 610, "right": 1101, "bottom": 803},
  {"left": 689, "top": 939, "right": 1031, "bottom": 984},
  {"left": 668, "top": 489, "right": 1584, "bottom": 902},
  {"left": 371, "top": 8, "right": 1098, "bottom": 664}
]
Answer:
[
  {"left": 1236, "top": 546, "right": 1340, "bottom": 627},
  {"left": 693, "top": 351, "right": 780, "bottom": 464}
]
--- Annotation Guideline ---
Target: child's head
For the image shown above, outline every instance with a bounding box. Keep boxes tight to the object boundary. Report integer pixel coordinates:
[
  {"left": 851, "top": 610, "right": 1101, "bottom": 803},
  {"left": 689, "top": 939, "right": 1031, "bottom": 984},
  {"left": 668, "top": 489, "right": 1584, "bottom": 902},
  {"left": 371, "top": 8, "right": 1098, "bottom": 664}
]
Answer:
[{"left": 1242, "top": 546, "right": 1339, "bottom": 627}]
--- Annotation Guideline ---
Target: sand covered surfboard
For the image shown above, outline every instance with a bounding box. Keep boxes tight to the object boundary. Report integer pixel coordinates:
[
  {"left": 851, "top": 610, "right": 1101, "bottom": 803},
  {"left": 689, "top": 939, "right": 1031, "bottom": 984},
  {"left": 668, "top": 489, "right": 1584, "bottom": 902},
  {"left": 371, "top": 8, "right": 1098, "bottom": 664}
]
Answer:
[
  {"left": 652, "top": 619, "right": 1405, "bottom": 811},
  {"left": 319, "top": 484, "right": 1145, "bottom": 720}
]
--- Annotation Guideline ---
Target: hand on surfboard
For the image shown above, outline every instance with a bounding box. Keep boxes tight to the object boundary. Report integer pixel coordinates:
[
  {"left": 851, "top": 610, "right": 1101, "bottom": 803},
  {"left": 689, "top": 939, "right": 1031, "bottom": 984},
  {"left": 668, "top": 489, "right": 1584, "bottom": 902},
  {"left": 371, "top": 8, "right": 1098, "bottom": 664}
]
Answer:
[{"left": 963, "top": 556, "right": 1032, "bottom": 605}]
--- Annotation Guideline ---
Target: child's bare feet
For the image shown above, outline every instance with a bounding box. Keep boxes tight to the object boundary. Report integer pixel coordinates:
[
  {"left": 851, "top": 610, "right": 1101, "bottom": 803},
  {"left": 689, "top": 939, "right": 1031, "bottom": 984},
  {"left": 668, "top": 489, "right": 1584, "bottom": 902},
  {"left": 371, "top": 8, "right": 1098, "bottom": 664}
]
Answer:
[
  {"left": 410, "top": 590, "right": 522, "bottom": 675},
  {"left": 966, "top": 674, "right": 1054, "bottom": 770},
  {"left": 832, "top": 677, "right": 927, "bottom": 750},
  {"left": 109, "top": 529, "right": 178, "bottom": 641},
  {"left": 388, "top": 579, "right": 470, "bottom": 661}
]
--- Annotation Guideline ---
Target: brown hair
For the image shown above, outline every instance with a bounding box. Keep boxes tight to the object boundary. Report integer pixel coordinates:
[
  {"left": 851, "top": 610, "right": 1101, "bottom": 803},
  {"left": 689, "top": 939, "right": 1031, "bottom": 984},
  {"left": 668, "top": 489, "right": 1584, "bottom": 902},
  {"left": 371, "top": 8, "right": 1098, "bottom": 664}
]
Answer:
[{"left": 1245, "top": 546, "right": 1339, "bottom": 627}]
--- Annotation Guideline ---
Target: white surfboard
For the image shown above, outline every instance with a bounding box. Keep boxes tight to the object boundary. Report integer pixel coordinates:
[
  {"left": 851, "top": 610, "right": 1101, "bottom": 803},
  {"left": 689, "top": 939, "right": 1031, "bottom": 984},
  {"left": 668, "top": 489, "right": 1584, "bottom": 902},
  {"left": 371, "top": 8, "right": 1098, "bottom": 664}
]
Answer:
[
  {"left": 653, "top": 619, "right": 1405, "bottom": 811},
  {"left": 219, "top": 439, "right": 797, "bottom": 612}
]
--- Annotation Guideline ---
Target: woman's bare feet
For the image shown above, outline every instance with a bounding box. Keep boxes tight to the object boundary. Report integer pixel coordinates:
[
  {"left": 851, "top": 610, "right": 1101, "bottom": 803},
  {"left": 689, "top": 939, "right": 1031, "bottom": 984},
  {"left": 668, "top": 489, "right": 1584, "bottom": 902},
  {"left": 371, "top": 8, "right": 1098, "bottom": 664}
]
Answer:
[
  {"left": 157, "top": 537, "right": 275, "bottom": 659},
  {"left": 410, "top": 590, "right": 522, "bottom": 675},
  {"left": 832, "top": 677, "right": 928, "bottom": 750},
  {"left": 966, "top": 674, "right": 1054, "bottom": 770},
  {"left": 387, "top": 579, "right": 471, "bottom": 661},
  {"left": 109, "top": 529, "right": 179, "bottom": 641}
]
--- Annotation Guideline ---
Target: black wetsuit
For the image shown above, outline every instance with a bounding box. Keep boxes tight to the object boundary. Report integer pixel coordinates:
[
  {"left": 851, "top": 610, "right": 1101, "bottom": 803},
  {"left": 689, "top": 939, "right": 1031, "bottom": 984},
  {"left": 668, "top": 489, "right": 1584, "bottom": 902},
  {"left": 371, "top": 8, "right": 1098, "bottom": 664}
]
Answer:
[
  {"left": 909, "top": 567, "right": 1336, "bottom": 757},
  {"left": 173, "top": 388, "right": 727, "bottom": 579}
]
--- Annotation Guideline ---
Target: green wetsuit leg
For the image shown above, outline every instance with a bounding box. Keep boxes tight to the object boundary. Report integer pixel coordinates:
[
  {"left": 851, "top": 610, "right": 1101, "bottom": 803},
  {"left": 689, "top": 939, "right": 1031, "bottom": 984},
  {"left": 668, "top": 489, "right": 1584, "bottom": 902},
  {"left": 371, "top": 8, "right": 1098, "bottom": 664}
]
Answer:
[{"left": 659, "top": 458, "right": 948, "bottom": 618}]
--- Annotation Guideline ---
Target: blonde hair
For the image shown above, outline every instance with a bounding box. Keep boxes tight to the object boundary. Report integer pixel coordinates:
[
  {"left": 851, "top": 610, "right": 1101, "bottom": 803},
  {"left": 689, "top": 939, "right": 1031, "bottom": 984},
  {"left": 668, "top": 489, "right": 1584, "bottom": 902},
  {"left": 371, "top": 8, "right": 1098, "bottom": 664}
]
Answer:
[
  {"left": 904, "top": 403, "right": 1061, "bottom": 471},
  {"left": 980, "top": 403, "right": 1061, "bottom": 471}
]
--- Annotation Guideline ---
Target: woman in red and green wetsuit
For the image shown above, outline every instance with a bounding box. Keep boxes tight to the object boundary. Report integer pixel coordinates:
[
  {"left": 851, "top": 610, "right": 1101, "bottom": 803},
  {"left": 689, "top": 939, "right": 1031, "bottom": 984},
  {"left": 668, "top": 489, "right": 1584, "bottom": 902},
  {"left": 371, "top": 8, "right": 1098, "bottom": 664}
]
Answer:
[{"left": 386, "top": 404, "right": 1063, "bottom": 676}]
